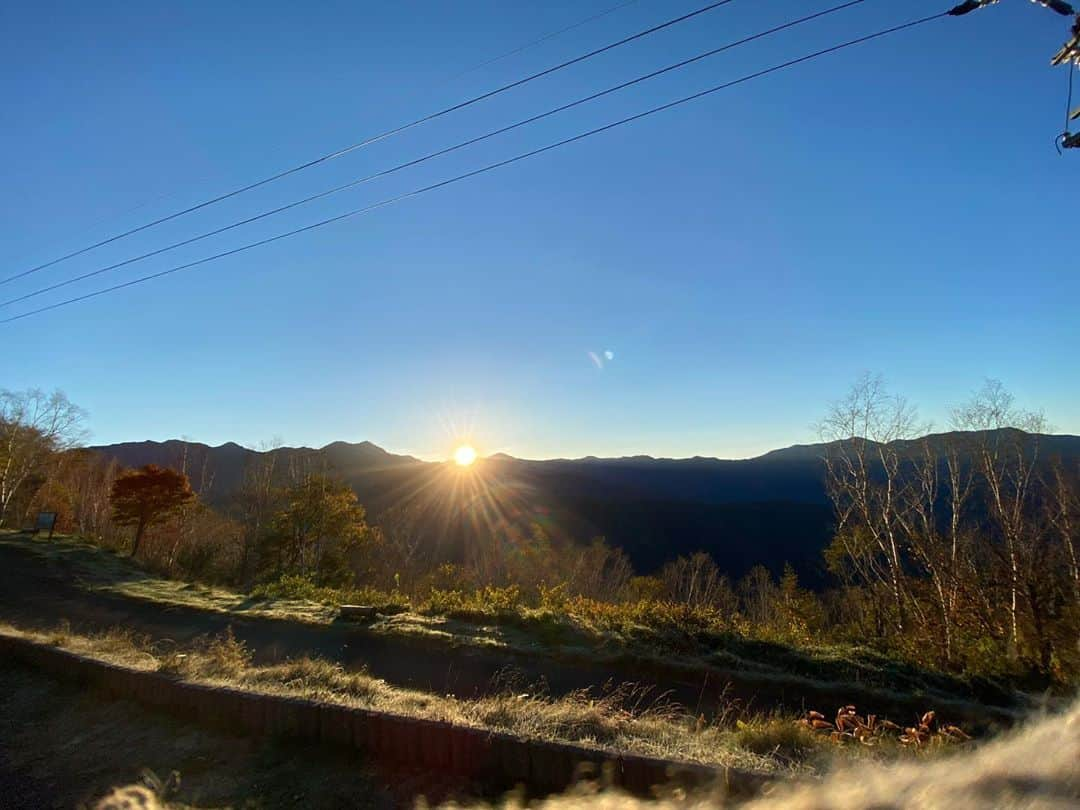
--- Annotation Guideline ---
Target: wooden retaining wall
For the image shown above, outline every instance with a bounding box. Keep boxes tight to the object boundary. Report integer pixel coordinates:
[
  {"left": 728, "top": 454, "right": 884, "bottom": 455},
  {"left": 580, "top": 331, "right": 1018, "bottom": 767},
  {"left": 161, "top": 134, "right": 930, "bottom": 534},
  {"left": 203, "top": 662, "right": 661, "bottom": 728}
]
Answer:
[{"left": 0, "top": 633, "right": 771, "bottom": 798}]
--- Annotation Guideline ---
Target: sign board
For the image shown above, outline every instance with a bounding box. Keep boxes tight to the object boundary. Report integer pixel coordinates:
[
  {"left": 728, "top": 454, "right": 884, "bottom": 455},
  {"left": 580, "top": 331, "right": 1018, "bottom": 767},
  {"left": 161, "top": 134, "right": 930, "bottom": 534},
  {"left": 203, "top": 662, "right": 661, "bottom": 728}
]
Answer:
[{"left": 34, "top": 511, "right": 58, "bottom": 538}]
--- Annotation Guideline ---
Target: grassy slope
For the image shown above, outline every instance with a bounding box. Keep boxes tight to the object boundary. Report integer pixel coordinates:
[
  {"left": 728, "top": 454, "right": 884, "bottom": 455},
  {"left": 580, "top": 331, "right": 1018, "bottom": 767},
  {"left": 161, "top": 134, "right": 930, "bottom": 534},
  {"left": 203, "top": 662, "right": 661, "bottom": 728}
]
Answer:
[
  {"left": 0, "top": 533, "right": 1017, "bottom": 713},
  {"left": 0, "top": 618, "right": 969, "bottom": 779}
]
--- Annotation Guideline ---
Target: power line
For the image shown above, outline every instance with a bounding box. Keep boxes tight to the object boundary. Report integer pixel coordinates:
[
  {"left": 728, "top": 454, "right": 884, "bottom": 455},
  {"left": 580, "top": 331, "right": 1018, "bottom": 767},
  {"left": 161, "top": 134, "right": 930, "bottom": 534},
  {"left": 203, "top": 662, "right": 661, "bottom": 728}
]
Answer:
[
  {"left": 2, "top": 2, "right": 645, "bottom": 272},
  {"left": 447, "top": 0, "right": 643, "bottom": 81},
  {"left": 0, "top": 0, "right": 872, "bottom": 310},
  {"left": 0, "top": 0, "right": 738, "bottom": 288},
  {"left": 1, "top": 10, "right": 951, "bottom": 326}
]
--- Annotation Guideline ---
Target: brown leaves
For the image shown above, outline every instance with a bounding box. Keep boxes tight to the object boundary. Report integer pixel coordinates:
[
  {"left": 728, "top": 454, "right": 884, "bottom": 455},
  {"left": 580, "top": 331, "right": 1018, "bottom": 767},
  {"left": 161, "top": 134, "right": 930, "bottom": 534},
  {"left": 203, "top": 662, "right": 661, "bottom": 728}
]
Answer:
[{"left": 798, "top": 704, "right": 968, "bottom": 748}]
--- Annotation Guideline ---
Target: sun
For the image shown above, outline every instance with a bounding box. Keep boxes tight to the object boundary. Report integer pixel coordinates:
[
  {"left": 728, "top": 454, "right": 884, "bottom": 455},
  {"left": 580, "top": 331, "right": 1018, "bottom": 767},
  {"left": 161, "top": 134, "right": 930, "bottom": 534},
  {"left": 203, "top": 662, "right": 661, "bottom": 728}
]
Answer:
[{"left": 453, "top": 444, "right": 478, "bottom": 467}]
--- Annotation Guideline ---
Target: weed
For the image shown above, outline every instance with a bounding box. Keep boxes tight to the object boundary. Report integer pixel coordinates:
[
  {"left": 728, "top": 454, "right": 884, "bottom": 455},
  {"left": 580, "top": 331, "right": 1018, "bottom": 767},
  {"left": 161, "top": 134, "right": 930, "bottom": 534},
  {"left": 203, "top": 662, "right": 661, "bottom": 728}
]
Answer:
[
  {"left": 238, "top": 657, "right": 381, "bottom": 702},
  {"left": 251, "top": 574, "right": 408, "bottom": 613},
  {"left": 736, "top": 717, "right": 824, "bottom": 762},
  {"left": 159, "top": 628, "right": 251, "bottom": 679}
]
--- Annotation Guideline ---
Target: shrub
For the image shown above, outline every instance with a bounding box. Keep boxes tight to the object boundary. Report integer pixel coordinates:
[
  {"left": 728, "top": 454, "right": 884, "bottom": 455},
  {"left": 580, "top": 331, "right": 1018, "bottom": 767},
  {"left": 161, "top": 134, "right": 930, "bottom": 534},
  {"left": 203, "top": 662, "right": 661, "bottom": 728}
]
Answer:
[
  {"left": 421, "top": 585, "right": 525, "bottom": 622},
  {"left": 251, "top": 573, "right": 332, "bottom": 601},
  {"left": 251, "top": 574, "right": 409, "bottom": 613},
  {"left": 239, "top": 657, "right": 380, "bottom": 701},
  {"left": 160, "top": 628, "right": 251, "bottom": 679}
]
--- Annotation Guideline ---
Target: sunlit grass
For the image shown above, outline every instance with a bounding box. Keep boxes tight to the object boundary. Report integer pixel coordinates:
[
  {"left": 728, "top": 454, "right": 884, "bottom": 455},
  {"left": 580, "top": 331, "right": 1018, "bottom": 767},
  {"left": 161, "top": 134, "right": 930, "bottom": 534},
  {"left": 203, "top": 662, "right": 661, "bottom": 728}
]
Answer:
[
  {"left": 2, "top": 619, "right": 839, "bottom": 775},
  {"left": 0, "top": 533, "right": 1011, "bottom": 711},
  {"left": 2, "top": 618, "right": 980, "bottom": 783}
]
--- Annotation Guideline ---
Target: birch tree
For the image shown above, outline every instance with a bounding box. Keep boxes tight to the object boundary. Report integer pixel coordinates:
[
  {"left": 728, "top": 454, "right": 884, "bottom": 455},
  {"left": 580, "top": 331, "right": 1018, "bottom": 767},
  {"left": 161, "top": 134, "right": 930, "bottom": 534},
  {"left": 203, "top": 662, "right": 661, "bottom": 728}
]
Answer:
[
  {"left": 0, "top": 389, "right": 86, "bottom": 526},
  {"left": 953, "top": 380, "right": 1046, "bottom": 659},
  {"left": 819, "top": 373, "right": 922, "bottom": 633}
]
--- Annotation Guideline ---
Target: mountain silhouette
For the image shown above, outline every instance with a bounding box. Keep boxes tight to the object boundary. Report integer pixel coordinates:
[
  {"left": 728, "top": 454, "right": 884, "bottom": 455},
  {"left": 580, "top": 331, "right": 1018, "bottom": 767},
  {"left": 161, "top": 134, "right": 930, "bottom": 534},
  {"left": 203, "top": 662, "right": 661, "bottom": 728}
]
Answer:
[{"left": 90, "top": 432, "right": 1080, "bottom": 586}]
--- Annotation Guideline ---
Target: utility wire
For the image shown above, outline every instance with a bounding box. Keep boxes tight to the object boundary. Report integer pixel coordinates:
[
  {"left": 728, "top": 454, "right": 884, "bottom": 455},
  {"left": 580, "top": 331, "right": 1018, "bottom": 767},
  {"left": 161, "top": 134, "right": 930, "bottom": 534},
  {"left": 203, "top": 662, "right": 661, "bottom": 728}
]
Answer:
[
  {"left": 1, "top": 10, "right": 951, "bottom": 326},
  {"left": 3, "top": 2, "right": 645, "bottom": 272},
  {"left": 447, "top": 0, "right": 643, "bottom": 81},
  {"left": 0, "top": 0, "right": 872, "bottom": 310},
  {"left": 0, "top": 0, "right": 738, "bottom": 287}
]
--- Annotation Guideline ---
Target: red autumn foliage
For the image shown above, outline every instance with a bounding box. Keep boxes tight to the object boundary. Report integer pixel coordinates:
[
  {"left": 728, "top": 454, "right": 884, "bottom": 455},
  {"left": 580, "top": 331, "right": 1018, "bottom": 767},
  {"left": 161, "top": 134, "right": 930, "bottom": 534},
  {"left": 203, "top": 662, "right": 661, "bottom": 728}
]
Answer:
[{"left": 110, "top": 465, "right": 195, "bottom": 557}]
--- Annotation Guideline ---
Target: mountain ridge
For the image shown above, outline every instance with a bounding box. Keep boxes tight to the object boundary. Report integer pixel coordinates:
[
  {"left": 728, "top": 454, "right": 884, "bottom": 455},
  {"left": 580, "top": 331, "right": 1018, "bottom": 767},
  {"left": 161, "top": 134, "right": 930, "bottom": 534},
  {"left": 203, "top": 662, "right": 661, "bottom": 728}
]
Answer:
[
  {"left": 88, "top": 431, "right": 1080, "bottom": 585},
  {"left": 91, "top": 429, "right": 1080, "bottom": 467}
]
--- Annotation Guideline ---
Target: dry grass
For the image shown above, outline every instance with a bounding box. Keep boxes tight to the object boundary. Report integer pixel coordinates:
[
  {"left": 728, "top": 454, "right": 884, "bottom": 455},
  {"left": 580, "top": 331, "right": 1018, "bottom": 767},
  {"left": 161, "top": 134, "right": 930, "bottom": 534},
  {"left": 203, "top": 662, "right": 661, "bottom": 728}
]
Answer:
[
  {"left": 43, "top": 619, "right": 159, "bottom": 671},
  {"left": 735, "top": 718, "right": 826, "bottom": 763},
  {"left": 454, "top": 698, "right": 1080, "bottom": 810},
  {"left": 0, "top": 533, "right": 1003, "bottom": 710},
  {"left": 5, "top": 619, "right": 969, "bottom": 777},
  {"left": 84, "top": 695, "right": 1080, "bottom": 809},
  {"left": 158, "top": 628, "right": 253, "bottom": 679}
]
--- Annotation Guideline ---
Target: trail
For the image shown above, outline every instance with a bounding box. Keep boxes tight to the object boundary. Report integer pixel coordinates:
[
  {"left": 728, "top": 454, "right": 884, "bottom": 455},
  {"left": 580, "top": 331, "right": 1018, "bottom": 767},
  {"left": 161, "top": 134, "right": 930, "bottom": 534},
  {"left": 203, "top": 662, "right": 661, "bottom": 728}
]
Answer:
[{"left": 0, "top": 539, "right": 1016, "bottom": 728}]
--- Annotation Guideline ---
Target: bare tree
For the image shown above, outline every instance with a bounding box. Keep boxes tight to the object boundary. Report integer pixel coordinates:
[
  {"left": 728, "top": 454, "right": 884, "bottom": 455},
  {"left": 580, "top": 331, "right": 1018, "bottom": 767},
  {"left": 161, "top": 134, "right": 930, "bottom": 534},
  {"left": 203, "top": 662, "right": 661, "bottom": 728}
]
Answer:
[
  {"left": 1047, "top": 459, "right": 1080, "bottom": 601},
  {"left": 819, "top": 373, "right": 923, "bottom": 632},
  {"left": 953, "top": 379, "right": 1047, "bottom": 660},
  {"left": 378, "top": 501, "right": 429, "bottom": 584},
  {"left": 738, "top": 565, "right": 779, "bottom": 626},
  {"left": 899, "top": 434, "right": 976, "bottom": 664},
  {"left": 816, "top": 376, "right": 1076, "bottom": 673},
  {"left": 568, "top": 538, "right": 634, "bottom": 602},
  {"left": 30, "top": 448, "right": 119, "bottom": 542},
  {"left": 175, "top": 436, "right": 215, "bottom": 497},
  {"left": 236, "top": 439, "right": 282, "bottom": 584},
  {"left": 660, "top": 552, "right": 734, "bottom": 611},
  {"left": 70, "top": 452, "right": 119, "bottom": 539},
  {"left": 0, "top": 389, "right": 87, "bottom": 526}
]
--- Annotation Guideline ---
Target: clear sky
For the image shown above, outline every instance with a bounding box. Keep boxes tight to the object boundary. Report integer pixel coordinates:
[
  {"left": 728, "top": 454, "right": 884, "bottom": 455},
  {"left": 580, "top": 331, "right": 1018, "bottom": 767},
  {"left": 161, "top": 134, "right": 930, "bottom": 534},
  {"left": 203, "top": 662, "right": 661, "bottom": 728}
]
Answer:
[{"left": 2, "top": 0, "right": 1077, "bottom": 460}]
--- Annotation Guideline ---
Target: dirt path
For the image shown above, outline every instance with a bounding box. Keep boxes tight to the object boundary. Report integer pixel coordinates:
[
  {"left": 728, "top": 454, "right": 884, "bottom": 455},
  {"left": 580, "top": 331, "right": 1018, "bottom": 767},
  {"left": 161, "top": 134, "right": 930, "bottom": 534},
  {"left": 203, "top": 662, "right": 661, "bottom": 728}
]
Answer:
[
  {"left": 0, "top": 541, "right": 1015, "bottom": 727},
  {"left": 0, "top": 540, "right": 715, "bottom": 704}
]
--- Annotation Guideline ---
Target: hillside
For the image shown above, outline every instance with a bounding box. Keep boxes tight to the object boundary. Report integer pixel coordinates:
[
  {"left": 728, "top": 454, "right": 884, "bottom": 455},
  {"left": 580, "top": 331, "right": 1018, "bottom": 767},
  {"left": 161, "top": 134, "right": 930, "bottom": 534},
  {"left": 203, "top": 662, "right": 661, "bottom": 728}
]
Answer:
[{"left": 89, "top": 432, "right": 1080, "bottom": 585}]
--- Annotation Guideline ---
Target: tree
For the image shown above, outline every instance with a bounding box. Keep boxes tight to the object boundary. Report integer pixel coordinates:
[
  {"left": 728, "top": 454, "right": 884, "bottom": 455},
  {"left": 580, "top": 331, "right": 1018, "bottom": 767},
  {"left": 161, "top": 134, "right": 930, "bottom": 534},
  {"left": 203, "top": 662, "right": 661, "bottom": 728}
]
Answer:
[
  {"left": 660, "top": 552, "right": 734, "bottom": 612},
  {"left": 1047, "top": 458, "right": 1080, "bottom": 602},
  {"left": 110, "top": 465, "right": 195, "bottom": 558},
  {"left": 234, "top": 438, "right": 282, "bottom": 585},
  {"left": 818, "top": 375, "right": 1077, "bottom": 676},
  {"left": 738, "top": 565, "right": 780, "bottom": 626},
  {"left": 27, "top": 448, "right": 120, "bottom": 542},
  {"left": 819, "top": 373, "right": 924, "bottom": 633},
  {"left": 259, "top": 474, "right": 371, "bottom": 584},
  {"left": 377, "top": 501, "right": 430, "bottom": 585},
  {"left": 0, "top": 389, "right": 86, "bottom": 526},
  {"left": 568, "top": 538, "right": 634, "bottom": 602},
  {"left": 156, "top": 502, "right": 244, "bottom": 583},
  {"left": 776, "top": 564, "right": 824, "bottom": 641},
  {"left": 897, "top": 434, "right": 976, "bottom": 665},
  {"left": 953, "top": 379, "right": 1048, "bottom": 662}
]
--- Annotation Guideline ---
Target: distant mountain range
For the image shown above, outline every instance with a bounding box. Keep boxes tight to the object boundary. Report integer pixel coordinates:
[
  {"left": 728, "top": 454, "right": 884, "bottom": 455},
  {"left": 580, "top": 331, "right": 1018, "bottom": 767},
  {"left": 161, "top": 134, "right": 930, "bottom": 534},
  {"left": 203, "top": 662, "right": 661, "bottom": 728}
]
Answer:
[{"left": 90, "top": 432, "right": 1080, "bottom": 586}]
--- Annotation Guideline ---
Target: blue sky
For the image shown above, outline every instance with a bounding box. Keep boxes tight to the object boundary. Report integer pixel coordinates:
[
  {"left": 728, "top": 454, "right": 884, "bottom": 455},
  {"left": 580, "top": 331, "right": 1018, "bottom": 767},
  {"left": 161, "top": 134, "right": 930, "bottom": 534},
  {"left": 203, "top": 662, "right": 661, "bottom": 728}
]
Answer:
[{"left": 2, "top": 0, "right": 1077, "bottom": 460}]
